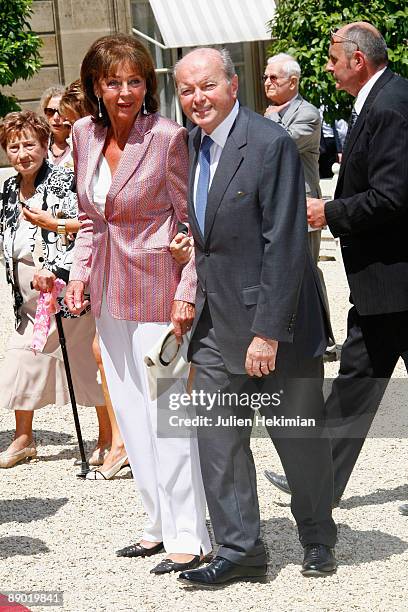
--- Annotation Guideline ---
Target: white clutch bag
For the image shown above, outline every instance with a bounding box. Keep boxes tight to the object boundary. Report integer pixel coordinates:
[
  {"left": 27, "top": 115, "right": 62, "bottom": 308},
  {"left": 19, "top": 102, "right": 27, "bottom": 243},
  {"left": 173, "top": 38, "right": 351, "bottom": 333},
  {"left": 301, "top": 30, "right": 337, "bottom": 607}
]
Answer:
[{"left": 144, "top": 324, "right": 191, "bottom": 400}]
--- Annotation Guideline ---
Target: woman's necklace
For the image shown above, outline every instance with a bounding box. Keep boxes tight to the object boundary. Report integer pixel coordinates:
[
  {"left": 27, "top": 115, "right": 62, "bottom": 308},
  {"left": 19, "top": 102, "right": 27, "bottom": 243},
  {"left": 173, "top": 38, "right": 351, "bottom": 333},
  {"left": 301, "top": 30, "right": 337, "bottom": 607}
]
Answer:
[
  {"left": 19, "top": 183, "right": 35, "bottom": 203},
  {"left": 50, "top": 141, "right": 68, "bottom": 158}
]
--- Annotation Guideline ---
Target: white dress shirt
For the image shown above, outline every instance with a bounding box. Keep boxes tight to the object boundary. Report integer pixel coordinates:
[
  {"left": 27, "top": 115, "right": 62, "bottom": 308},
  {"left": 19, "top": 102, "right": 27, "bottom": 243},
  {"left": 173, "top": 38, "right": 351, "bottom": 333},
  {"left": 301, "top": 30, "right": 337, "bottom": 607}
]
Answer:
[
  {"left": 354, "top": 67, "right": 387, "bottom": 115},
  {"left": 193, "top": 100, "right": 240, "bottom": 210}
]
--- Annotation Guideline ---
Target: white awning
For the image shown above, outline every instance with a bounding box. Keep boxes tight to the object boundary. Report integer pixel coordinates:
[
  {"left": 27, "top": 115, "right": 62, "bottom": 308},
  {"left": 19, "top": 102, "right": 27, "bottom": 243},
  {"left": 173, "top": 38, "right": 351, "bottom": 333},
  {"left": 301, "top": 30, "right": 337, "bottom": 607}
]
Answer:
[{"left": 148, "top": 0, "right": 275, "bottom": 48}]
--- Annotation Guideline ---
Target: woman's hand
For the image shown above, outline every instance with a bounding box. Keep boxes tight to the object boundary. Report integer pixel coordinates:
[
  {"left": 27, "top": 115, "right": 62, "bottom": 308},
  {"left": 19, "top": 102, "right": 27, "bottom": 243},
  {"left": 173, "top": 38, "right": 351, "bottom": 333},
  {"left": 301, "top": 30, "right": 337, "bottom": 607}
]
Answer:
[
  {"left": 170, "top": 233, "right": 194, "bottom": 265},
  {"left": 171, "top": 300, "right": 195, "bottom": 343},
  {"left": 65, "top": 280, "right": 89, "bottom": 314},
  {"left": 31, "top": 268, "right": 56, "bottom": 293},
  {"left": 22, "top": 207, "right": 58, "bottom": 232}
]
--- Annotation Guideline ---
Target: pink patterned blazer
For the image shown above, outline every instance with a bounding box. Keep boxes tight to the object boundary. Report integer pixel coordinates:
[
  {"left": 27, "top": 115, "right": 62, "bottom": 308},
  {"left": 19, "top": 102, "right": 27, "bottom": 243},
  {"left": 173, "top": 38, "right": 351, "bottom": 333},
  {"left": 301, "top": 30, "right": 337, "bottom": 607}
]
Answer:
[{"left": 70, "top": 113, "right": 196, "bottom": 321}]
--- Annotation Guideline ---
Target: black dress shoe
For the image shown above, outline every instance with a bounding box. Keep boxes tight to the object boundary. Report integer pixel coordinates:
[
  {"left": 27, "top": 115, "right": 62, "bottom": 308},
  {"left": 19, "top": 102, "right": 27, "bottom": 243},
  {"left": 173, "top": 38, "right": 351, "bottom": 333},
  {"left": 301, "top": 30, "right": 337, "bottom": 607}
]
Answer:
[
  {"left": 116, "top": 541, "right": 164, "bottom": 558},
  {"left": 178, "top": 556, "right": 267, "bottom": 587},
  {"left": 150, "top": 555, "right": 201, "bottom": 574},
  {"left": 264, "top": 470, "right": 341, "bottom": 508},
  {"left": 264, "top": 470, "right": 291, "bottom": 495},
  {"left": 398, "top": 503, "right": 408, "bottom": 516},
  {"left": 301, "top": 544, "right": 337, "bottom": 577}
]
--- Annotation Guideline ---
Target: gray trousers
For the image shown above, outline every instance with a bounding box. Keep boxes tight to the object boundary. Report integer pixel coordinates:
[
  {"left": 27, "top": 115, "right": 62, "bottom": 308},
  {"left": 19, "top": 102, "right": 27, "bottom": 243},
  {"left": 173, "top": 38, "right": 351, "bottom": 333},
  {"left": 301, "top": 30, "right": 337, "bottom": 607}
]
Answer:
[{"left": 190, "top": 303, "right": 337, "bottom": 566}]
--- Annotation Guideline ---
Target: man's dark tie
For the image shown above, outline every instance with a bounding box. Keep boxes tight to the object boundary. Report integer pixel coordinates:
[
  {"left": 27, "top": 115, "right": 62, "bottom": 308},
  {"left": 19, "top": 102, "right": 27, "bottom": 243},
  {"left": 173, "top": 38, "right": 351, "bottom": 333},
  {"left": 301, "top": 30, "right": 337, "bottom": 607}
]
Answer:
[
  {"left": 343, "top": 107, "right": 358, "bottom": 151},
  {"left": 195, "top": 135, "right": 213, "bottom": 234}
]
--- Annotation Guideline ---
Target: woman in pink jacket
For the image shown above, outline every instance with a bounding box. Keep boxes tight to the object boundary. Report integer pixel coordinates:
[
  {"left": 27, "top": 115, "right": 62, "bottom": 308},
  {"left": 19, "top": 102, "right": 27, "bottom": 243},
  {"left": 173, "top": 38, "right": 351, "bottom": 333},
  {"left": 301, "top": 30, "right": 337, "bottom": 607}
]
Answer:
[{"left": 65, "top": 34, "right": 210, "bottom": 575}]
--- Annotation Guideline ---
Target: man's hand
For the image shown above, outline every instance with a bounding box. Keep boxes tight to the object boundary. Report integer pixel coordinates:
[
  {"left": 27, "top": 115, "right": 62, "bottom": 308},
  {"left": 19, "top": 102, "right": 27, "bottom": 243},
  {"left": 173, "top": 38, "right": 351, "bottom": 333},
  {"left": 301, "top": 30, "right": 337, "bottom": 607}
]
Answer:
[
  {"left": 171, "top": 300, "right": 195, "bottom": 344},
  {"left": 307, "top": 197, "right": 327, "bottom": 229},
  {"left": 264, "top": 101, "right": 291, "bottom": 117},
  {"left": 65, "top": 280, "right": 89, "bottom": 315},
  {"left": 23, "top": 207, "right": 58, "bottom": 232},
  {"left": 245, "top": 335, "right": 279, "bottom": 377},
  {"left": 170, "top": 232, "right": 194, "bottom": 265},
  {"left": 31, "top": 268, "right": 56, "bottom": 293}
]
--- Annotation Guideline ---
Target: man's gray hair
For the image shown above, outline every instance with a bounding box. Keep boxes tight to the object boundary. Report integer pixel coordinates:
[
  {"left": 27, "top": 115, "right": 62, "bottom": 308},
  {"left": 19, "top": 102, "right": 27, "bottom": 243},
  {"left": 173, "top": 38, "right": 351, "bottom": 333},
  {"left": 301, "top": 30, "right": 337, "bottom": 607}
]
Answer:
[
  {"left": 173, "top": 47, "right": 236, "bottom": 82},
  {"left": 267, "top": 53, "right": 301, "bottom": 79},
  {"left": 342, "top": 25, "right": 388, "bottom": 66}
]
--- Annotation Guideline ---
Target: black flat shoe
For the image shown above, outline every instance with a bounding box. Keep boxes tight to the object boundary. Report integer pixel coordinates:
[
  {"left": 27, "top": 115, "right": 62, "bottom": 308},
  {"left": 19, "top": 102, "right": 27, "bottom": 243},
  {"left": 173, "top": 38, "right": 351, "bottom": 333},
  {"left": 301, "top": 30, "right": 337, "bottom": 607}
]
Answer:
[
  {"left": 264, "top": 470, "right": 341, "bottom": 508},
  {"left": 150, "top": 555, "right": 201, "bottom": 575},
  {"left": 178, "top": 556, "right": 267, "bottom": 587},
  {"left": 116, "top": 541, "right": 164, "bottom": 558},
  {"left": 301, "top": 544, "right": 337, "bottom": 577}
]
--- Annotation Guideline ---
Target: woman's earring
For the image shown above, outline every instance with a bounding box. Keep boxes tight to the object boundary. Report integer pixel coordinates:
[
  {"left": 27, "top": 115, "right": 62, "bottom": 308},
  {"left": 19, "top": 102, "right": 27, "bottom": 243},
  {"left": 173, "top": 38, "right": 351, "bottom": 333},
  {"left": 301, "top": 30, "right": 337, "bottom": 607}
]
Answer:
[
  {"left": 97, "top": 96, "right": 103, "bottom": 118},
  {"left": 142, "top": 96, "right": 146, "bottom": 115}
]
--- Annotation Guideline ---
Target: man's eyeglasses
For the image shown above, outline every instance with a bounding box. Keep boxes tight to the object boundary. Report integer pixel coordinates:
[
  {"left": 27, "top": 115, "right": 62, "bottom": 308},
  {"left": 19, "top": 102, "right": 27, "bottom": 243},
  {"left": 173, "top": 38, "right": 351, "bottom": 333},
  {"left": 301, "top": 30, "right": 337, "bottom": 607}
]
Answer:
[
  {"left": 44, "top": 107, "right": 64, "bottom": 118},
  {"left": 261, "top": 74, "right": 290, "bottom": 84},
  {"left": 330, "top": 29, "right": 360, "bottom": 51}
]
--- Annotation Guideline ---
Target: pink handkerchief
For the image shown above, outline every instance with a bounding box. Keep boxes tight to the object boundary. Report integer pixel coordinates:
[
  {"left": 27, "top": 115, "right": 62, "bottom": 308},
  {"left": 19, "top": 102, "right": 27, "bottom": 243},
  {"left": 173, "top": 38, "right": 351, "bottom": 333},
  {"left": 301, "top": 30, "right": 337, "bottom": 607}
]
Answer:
[{"left": 31, "top": 278, "right": 66, "bottom": 353}]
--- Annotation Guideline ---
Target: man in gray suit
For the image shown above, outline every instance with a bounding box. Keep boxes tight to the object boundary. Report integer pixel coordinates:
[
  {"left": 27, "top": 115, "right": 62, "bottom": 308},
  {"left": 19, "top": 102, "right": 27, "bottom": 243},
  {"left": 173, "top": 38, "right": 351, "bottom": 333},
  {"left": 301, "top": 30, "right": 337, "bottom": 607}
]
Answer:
[
  {"left": 263, "top": 54, "right": 327, "bottom": 292},
  {"left": 172, "top": 47, "right": 337, "bottom": 586},
  {"left": 263, "top": 54, "right": 336, "bottom": 491}
]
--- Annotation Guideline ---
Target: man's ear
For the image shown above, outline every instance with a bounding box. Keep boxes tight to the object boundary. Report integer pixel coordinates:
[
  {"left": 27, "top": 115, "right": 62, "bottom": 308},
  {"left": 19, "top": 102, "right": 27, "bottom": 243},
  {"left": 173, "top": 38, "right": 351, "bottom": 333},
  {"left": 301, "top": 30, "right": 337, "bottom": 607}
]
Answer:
[
  {"left": 231, "top": 74, "right": 239, "bottom": 99},
  {"left": 353, "top": 51, "right": 366, "bottom": 71},
  {"left": 289, "top": 76, "right": 298, "bottom": 91}
]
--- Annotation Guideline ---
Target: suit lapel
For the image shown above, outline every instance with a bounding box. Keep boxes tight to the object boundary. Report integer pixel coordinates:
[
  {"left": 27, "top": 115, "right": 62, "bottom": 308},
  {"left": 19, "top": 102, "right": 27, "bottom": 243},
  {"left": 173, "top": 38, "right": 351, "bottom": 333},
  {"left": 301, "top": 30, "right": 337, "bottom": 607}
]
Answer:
[
  {"left": 85, "top": 122, "right": 107, "bottom": 213},
  {"left": 204, "top": 108, "right": 248, "bottom": 241},
  {"left": 107, "top": 113, "right": 154, "bottom": 207},
  {"left": 281, "top": 94, "right": 303, "bottom": 125},
  {"left": 337, "top": 68, "right": 394, "bottom": 191},
  {"left": 187, "top": 128, "right": 203, "bottom": 245}
]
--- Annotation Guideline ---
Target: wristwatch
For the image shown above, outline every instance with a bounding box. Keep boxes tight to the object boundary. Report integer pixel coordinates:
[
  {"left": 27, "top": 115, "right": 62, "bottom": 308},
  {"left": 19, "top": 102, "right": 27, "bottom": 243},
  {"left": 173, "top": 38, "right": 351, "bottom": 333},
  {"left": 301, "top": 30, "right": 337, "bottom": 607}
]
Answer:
[{"left": 57, "top": 218, "right": 67, "bottom": 246}]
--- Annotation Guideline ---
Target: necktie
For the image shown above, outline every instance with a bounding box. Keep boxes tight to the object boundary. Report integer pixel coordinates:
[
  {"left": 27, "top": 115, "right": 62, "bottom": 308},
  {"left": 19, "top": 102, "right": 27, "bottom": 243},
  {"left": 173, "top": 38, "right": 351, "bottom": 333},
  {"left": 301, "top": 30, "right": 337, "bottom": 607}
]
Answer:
[
  {"left": 195, "top": 135, "right": 213, "bottom": 234},
  {"left": 343, "top": 107, "right": 358, "bottom": 151}
]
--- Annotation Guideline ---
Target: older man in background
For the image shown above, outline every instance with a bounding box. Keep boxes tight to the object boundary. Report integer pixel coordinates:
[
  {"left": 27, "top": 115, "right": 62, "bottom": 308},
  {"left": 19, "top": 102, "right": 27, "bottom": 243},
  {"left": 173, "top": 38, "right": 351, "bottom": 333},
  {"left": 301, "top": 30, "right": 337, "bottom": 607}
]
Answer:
[{"left": 264, "top": 54, "right": 324, "bottom": 268}]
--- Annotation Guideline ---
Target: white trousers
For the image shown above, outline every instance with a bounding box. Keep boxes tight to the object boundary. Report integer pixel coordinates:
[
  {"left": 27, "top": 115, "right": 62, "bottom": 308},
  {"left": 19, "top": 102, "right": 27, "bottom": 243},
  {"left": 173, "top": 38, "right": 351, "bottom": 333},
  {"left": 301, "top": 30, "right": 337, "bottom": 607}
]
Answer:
[{"left": 97, "top": 297, "right": 211, "bottom": 555}]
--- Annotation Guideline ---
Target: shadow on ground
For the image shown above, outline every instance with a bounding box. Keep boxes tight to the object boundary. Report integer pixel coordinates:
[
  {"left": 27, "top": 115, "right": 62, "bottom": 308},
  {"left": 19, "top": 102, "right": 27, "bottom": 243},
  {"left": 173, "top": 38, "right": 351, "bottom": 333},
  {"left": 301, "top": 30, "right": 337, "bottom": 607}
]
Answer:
[
  {"left": 341, "top": 484, "right": 408, "bottom": 509},
  {"left": 0, "top": 535, "right": 49, "bottom": 559},
  {"left": 0, "top": 497, "right": 68, "bottom": 525},
  {"left": 261, "top": 517, "right": 408, "bottom": 582},
  {"left": 0, "top": 429, "right": 73, "bottom": 448}
]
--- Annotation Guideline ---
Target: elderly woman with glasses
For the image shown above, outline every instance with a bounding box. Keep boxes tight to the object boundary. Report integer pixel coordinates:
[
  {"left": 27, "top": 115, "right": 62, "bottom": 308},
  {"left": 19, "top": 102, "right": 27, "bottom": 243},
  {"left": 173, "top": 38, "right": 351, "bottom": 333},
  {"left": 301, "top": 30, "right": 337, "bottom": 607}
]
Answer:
[
  {"left": 0, "top": 111, "right": 105, "bottom": 468},
  {"left": 40, "top": 85, "right": 73, "bottom": 168},
  {"left": 65, "top": 34, "right": 211, "bottom": 574}
]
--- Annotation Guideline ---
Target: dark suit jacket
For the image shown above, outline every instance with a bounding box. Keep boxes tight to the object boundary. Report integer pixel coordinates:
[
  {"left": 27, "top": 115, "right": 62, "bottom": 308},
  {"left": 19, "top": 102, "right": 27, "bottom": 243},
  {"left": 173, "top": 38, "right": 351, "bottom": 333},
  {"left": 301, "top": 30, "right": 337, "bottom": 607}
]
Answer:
[
  {"left": 325, "top": 68, "right": 408, "bottom": 316},
  {"left": 188, "top": 106, "right": 329, "bottom": 373}
]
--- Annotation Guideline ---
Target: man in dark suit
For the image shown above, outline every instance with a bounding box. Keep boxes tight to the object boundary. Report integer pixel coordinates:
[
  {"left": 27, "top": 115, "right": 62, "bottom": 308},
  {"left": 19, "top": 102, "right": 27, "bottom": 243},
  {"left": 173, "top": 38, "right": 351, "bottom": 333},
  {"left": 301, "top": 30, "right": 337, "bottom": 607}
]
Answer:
[
  {"left": 172, "top": 47, "right": 337, "bottom": 586},
  {"left": 267, "top": 22, "right": 408, "bottom": 506}
]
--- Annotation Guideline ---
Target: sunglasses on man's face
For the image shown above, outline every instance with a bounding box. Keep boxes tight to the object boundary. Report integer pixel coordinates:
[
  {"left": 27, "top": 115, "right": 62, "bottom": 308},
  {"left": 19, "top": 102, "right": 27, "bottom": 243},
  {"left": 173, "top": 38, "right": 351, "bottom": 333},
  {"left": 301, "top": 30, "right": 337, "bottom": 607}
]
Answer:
[{"left": 330, "top": 29, "right": 360, "bottom": 51}]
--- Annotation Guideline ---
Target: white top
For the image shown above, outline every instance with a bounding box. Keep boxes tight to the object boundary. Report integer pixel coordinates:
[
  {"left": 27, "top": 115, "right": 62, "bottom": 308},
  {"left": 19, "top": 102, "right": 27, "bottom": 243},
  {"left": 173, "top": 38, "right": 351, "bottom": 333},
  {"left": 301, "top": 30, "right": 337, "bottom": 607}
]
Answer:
[
  {"left": 354, "top": 67, "right": 387, "bottom": 115},
  {"left": 12, "top": 191, "right": 44, "bottom": 261},
  {"left": 47, "top": 138, "right": 74, "bottom": 170},
  {"left": 13, "top": 216, "right": 35, "bottom": 261},
  {"left": 193, "top": 100, "right": 240, "bottom": 210},
  {"left": 92, "top": 155, "right": 112, "bottom": 215}
]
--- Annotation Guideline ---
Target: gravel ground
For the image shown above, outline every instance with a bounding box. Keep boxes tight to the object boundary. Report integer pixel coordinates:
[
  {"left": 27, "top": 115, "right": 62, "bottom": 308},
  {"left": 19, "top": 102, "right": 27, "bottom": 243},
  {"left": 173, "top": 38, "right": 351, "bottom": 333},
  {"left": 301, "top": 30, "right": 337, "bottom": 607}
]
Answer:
[{"left": 1, "top": 179, "right": 407, "bottom": 611}]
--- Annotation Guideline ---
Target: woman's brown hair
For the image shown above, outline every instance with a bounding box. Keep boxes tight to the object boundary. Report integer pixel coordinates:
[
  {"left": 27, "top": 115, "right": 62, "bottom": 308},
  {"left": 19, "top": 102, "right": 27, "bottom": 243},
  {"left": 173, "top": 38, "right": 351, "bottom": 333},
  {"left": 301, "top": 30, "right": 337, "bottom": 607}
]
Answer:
[
  {"left": 0, "top": 111, "right": 50, "bottom": 151},
  {"left": 80, "top": 34, "right": 159, "bottom": 126},
  {"left": 59, "top": 79, "right": 87, "bottom": 121}
]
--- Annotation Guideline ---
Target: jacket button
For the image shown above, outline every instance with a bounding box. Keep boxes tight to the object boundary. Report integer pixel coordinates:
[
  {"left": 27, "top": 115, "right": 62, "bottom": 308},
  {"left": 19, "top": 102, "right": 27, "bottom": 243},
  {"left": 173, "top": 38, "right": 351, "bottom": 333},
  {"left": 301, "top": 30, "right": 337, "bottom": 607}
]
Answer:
[
  {"left": 204, "top": 250, "right": 210, "bottom": 257},
  {"left": 38, "top": 257, "right": 44, "bottom": 263}
]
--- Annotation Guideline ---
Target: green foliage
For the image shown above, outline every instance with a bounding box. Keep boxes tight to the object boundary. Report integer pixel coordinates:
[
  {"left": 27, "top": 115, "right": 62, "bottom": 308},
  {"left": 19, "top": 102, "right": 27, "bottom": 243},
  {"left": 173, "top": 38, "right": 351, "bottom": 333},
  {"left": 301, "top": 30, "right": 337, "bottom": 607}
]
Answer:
[
  {"left": 0, "top": 0, "right": 42, "bottom": 117},
  {"left": 267, "top": 0, "right": 408, "bottom": 123}
]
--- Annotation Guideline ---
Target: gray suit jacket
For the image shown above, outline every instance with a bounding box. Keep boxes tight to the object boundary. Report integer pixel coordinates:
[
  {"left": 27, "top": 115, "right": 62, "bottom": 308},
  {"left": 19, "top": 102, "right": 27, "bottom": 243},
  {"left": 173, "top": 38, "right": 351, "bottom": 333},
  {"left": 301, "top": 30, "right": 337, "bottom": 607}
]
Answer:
[
  {"left": 188, "top": 106, "right": 329, "bottom": 373},
  {"left": 267, "top": 93, "right": 322, "bottom": 198}
]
